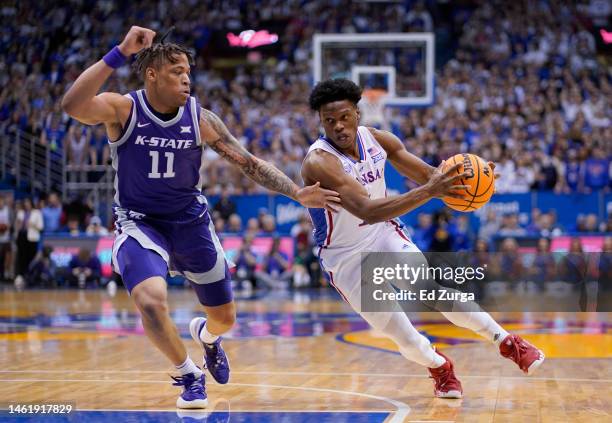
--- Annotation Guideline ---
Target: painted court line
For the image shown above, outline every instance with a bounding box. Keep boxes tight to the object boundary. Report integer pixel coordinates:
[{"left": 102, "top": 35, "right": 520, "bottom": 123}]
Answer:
[
  {"left": 0, "top": 378, "right": 411, "bottom": 423},
  {"left": 0, "top": 369, "right": 611, "bottom": 383},
  {"left": 230, "top": 382, "right": 410, "bottom": 423},
  {"left": 75, "top": 408, "right": 392, "bottom": 413}
]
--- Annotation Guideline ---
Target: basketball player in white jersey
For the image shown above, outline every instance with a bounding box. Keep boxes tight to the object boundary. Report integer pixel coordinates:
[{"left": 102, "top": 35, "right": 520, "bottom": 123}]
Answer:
[{"left": 301, "top": 79, "right": 544, "bottom": 398}]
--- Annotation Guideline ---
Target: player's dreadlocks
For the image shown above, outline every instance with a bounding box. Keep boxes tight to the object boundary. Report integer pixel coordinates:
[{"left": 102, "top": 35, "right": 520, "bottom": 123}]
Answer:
[{"left": 132, "top": 42, "right": 195, "bottom": 80}]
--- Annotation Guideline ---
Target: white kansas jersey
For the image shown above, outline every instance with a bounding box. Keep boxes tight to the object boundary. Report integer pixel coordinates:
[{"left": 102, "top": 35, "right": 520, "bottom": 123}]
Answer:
[{"left": 307, "top": 126, "right": 400, "bottom": 255}]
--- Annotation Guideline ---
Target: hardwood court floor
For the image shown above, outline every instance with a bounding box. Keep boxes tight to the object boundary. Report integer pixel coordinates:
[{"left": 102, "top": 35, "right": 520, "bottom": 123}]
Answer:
[{"left": 0, "top": 288, "right": 610, "bottom": 422}]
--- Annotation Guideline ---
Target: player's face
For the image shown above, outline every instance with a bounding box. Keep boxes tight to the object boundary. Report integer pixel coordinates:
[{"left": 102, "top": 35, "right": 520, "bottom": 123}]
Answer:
[
  {"left": 147, "top": 53, "right": 191, "bottom": 108},
  {"left": 319, "top": 100, "right": 360, "bottom": 150}
]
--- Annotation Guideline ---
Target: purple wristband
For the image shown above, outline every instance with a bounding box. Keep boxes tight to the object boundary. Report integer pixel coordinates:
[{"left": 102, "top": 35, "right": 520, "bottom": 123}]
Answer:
[{"left": 103, "top": 46, "right": 127, "bottom": 69}]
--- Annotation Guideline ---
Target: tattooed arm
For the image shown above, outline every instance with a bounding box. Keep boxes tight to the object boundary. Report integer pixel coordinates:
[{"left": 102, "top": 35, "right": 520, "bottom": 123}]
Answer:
[{"left": 199, "top": 108, "right": 340, "bottom": 210}]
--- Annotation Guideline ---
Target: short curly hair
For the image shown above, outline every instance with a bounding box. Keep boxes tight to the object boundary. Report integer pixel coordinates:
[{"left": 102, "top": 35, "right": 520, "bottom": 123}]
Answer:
[{"left": 309, "top": 78, "right": 362, "bottom": 111}]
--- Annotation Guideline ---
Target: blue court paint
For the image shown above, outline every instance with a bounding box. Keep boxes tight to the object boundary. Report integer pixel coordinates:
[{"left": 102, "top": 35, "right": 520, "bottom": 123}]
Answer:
[{"left": 0, "top": 410, "right": 389, "bottom": 422}]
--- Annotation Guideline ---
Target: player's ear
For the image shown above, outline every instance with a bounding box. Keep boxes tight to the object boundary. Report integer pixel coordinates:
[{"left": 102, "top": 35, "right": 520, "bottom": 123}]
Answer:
[
  {"left": 145, "top": 67, "right": 156, "bottom": 83},
  {"left": 355, "top": 104, "right": 361, "bottom": 120}
]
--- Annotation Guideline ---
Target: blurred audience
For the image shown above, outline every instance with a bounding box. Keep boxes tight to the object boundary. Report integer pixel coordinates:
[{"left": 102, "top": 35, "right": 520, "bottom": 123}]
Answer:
[
  {"left": 0, "top": 195, "right": 12, "bottom": 281},
  {"left": 28, "top": 245, "right": 56, "bottom": 287},
  {"left": 41, "top": 192, "right": 62, "bottom": 233},
  {"left": 69, "top": 248, "right": 102, "bottom": 288},
  {"left": 0, "top": 1, "right": 608, "bottom": 195},
  {"left": 14, "top": 197, "right": 43, "bottom": 288},
  {"left": 86, "top": 215, "right": 109, "bottom": 236},
  {"left": 212, "top": 187, "right": 237, "bottom": 221},
  {"left": 255, "top": 237, "right": 292, "bottom": 288},
  {"left": 233, "top": 235, "right": 257, "bottom": 289},
  {"left": 0, "top": 0, "right": 611, "bottom": 292}
]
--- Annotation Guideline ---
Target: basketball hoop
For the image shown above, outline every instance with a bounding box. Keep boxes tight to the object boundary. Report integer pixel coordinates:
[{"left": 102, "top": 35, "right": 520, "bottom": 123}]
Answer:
[{"left": 360, "top": 88, "right": 388, "bottom": 129}]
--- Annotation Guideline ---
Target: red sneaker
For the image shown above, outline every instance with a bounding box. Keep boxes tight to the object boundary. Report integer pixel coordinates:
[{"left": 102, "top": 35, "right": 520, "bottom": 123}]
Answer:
[
  {"left": 499, "top": 334, "right": 545, "bottom": 375},
  {"left": 428, "top": 350, "right": 463, "bottom": 399}
]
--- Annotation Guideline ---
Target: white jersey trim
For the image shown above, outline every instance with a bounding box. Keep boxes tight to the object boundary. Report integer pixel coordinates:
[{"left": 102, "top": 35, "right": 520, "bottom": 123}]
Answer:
[
  {"left": 110, "top": 148, "right": 120, "bottom": 206},
  {"left": 108, "top": 95, "right": 136, "bottom": 147},
  {"left": 136, "top": 89, "right": 184, "bottom": 127},
  {"left": 190, "top": 97, "right": 202, "bottom": 146}
]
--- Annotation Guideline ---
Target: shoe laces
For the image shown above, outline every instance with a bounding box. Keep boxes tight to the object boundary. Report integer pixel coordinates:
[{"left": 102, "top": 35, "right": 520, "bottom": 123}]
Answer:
[
  {"left": 430, "top": 365, "right": 455, "bottom": 390},
  {"left": 171, "top": 374, "right": 204, "bottom": 394},
  {"left": 205, "top": 343, "right": 225, "bottom": 367},
  {"left": 504, "top": 336, "right": 528, "bottom": 362}
]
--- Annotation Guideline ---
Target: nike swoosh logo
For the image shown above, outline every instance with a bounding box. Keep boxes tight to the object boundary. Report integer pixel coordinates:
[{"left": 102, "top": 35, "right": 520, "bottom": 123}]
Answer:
[{"left": 137, "top": 122, "right": 150, "bottom": 128}]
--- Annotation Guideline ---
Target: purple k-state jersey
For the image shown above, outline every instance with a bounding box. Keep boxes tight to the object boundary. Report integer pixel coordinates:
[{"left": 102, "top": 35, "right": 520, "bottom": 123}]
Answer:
[{"left": 109, "top": 89, "right": 204, "bottom": 217}]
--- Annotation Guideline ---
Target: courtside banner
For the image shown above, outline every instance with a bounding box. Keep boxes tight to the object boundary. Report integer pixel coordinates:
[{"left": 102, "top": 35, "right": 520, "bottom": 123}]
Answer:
[{"left": 360, "top": 252, "right": 612, "bottom": 312}]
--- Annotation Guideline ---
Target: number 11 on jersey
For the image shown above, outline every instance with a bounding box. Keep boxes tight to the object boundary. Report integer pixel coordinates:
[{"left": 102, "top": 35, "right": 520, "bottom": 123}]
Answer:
[{"left": 148, "top": 151, "right": 176, "bottom": 179}]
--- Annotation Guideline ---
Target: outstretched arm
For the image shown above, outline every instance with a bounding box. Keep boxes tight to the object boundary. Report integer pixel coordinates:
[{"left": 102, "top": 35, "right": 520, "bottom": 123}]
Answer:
[
  {"left": 369, "top": 127, "right": 435, "bottom": 185},
  {"left": 370, "top": 128, "right": 500, "bottom": 185},
  {"left": 199, "top": 108, "right": 340, "bottom": 211}
]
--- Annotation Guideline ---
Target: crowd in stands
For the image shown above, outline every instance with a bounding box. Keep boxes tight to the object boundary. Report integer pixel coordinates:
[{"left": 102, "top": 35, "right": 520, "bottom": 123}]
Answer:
[
  {"left": 0, "top": 0, "right": 610, "bottom": 290},
  {"left": 1, "top": 0, "right": 610, "bottom": 196},
  {"left": 0, "top": 191, "right": 104, "bottom": 287},
  {"left": 0, "top": 187, "right": 611, "bottom": 290},
  {"left": 395, "top": 0, "right": 611, "bottom": 195}
]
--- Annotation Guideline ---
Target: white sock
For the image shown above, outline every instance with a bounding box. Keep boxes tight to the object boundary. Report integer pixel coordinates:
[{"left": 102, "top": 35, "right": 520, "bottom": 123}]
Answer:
[
  {"left": 175, "top": 356, "right": 202, "bottom": 376},
  {"left": 199, "top": 323, "right": 220, "bottom": 345},
  {"left": 361, "top": 310, "right": 446, "bottom": 368},
  {"left": 441, "top": 311, "right": 509, "bottom": 347}
]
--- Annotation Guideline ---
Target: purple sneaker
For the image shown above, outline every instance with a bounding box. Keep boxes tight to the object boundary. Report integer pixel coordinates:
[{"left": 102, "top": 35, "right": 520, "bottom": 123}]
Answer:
[
  {"left": 190, "top": 317, "right": 231, "bottom": 384},
  {"left": 172, "top": 372, "right": 208, "bottom": 409}
]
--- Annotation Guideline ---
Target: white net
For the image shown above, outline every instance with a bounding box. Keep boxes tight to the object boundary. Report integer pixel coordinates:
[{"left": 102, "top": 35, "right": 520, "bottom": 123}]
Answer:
[{"left": 313, "top": 33, "right": 435, "bottom": 107}]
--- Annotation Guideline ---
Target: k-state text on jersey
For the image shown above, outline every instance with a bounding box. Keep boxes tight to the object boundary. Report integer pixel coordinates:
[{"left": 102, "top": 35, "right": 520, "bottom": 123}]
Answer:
[{"left": 135, "top": 135, "right": 194, "bottom": 149}]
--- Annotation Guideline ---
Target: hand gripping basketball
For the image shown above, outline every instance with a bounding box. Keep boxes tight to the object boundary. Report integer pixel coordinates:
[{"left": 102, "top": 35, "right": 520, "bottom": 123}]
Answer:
[
  {"left": 425, "top": 161, "right": 471, "bottom": 201},
  {"left": 441, "top": 153, "right": 496, "bottom": 212}
]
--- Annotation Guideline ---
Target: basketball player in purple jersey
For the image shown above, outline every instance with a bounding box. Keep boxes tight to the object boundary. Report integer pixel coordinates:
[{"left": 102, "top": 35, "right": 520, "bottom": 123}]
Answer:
[
  {"left": 301, "top": 79, "right": 544, "bottom": 398},
  {"left": 61, "top": 26, "right": 340, "bottom": 408}
]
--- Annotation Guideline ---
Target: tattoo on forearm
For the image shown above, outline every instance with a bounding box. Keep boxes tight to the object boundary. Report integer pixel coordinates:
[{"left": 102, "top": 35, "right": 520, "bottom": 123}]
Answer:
[{"left": 201, "top": 108, "right": 298, "bottom": 198}]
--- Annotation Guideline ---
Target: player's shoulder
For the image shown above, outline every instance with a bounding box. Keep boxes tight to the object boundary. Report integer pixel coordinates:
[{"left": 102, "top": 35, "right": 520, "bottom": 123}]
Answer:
[
  {"left": 365, "top": 126, "right": 395, "bottom": 141},
  {"left": 304, "top": 147, "right": 338, "bottom": 166},
  {"left": 302, "top": 148, "right": 343, "bottom": 178},
  {"left": 98, "top": 91, "right": 134, "bottom": 110},
  {"left": 365, "top": 127, "right": 402, "bottom": 151}
]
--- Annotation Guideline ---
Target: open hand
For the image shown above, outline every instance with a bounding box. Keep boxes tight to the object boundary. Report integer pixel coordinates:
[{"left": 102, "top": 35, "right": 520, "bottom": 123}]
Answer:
[{"left": 295, "top": 182, "right": 341, "bottom": 213}]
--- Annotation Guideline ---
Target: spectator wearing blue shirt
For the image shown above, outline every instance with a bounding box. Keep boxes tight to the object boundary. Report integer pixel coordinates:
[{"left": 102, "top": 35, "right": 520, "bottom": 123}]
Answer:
[
  {"left": 39, "top": 116, "right": 65, "bottom": 153},
  {"left": 411, "top": 213, "right": 433, "bottom": 252},
  {"left": 28, "top": 246, "right": 56, "bottom": 287},
  {"left": 530, "top": 238, "right": 556, "bottom": 289},
  {"left": 256, "top": 238, "right": 292, "bottom": 289},
  {"left": 41, "top": 192, "right": 62, "bottom": 233},
  {"left": 451, "top": 215, "right": 473, "bottom": 252},
  {"left": 69, "top": 248, "right": 101, "bottom": 289},
  {"left": 584, "top": 148, "right": 609, "bottom": 192},
  {"left": 564, "top": 150, "right": 584, "bottom": 193}
]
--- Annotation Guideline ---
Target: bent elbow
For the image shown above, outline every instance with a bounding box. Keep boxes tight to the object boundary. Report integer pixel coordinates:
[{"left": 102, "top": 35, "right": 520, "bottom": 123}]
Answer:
[
  {"left": 363, "top": 215, "right": 384, "bottom": 225},
  {"left": 360, "top": 208, "right": 385, "bottom": 225},
  {"left": 60, "top": 95, "right": 75, "bottom": 116}
]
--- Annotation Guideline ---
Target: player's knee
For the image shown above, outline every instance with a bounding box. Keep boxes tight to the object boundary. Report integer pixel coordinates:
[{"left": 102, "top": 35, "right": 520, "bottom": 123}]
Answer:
[
  {"left": 139, "top": 299, "right": 169, "bottom": 321},
  {"left": 208, "top": 304, "right": 236, "bottom": 330},
  {"left": 133, "top": 286, "right": 169, "bottom": 321},
  {"left": 216, "top": 309, "right": 236, "bottom": 329}
]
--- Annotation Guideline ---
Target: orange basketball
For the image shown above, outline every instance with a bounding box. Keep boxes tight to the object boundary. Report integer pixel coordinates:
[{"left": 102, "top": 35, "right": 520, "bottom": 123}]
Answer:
[{"left": 442, "top": 153, "right": 495, "bottom": 212}]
